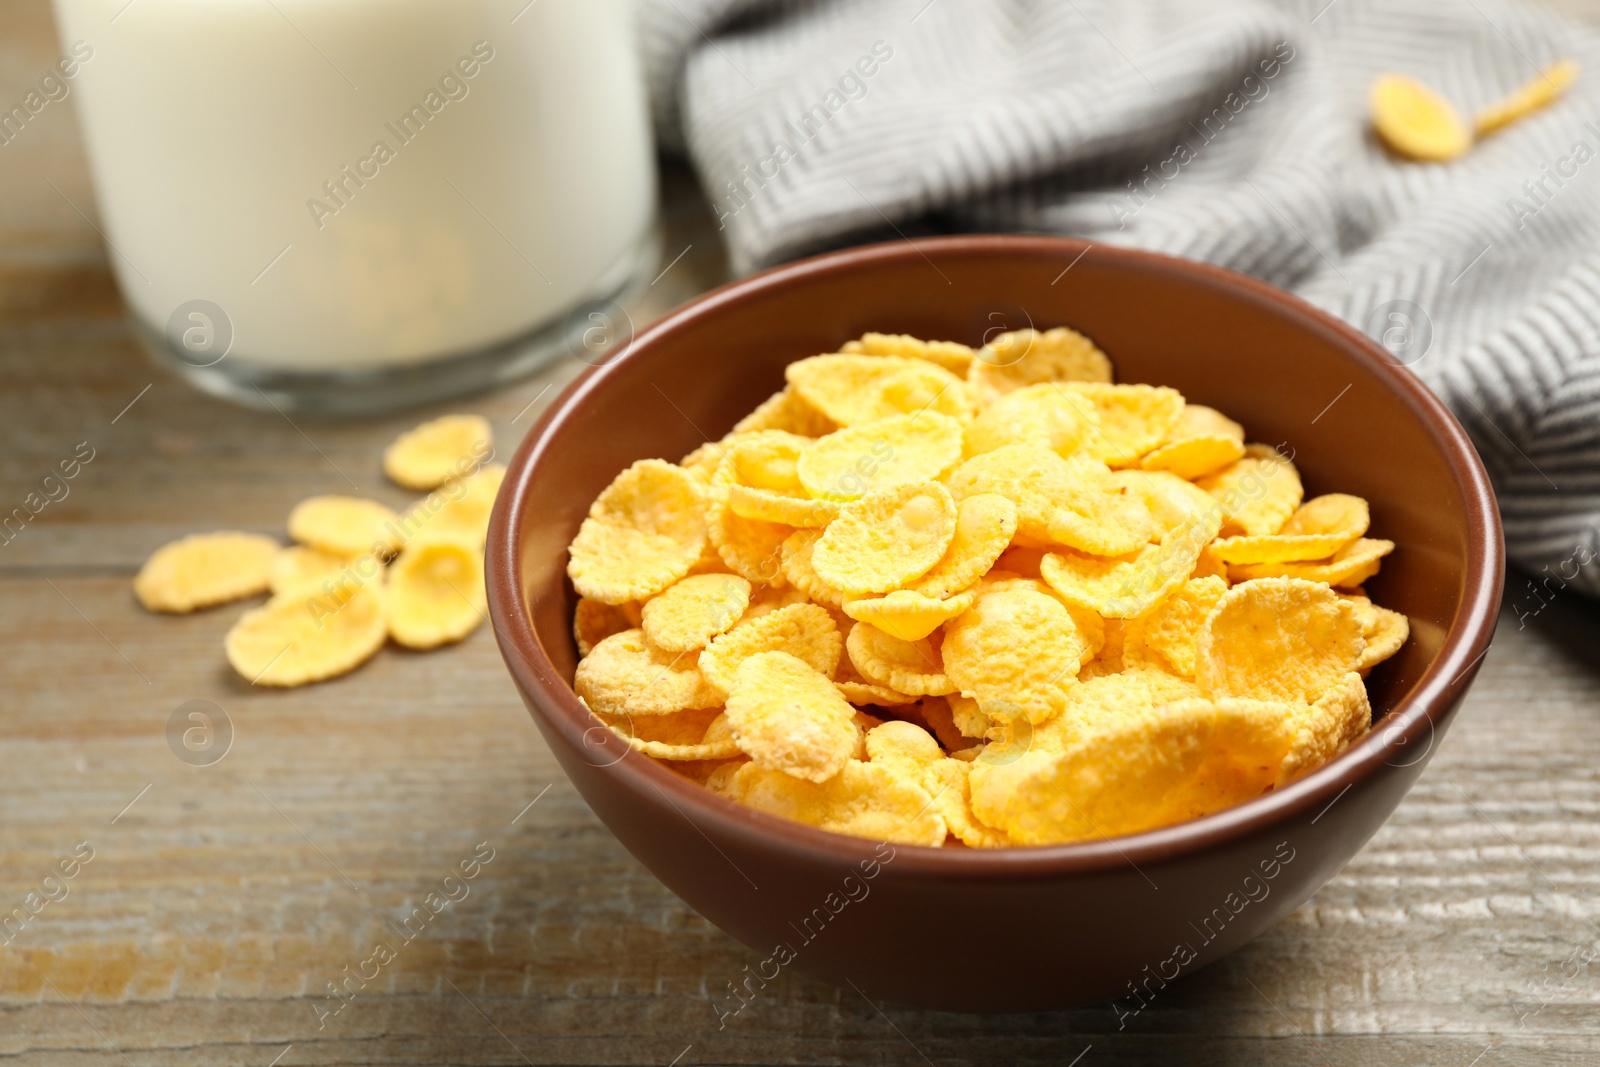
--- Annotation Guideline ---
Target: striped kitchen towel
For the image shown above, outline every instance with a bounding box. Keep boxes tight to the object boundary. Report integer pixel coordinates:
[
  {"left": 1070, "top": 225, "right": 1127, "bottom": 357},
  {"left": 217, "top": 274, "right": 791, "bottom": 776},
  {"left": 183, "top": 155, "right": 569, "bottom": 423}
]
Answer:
[{"left": 635, "top": 0, "right": 1600, "bottom": 602}]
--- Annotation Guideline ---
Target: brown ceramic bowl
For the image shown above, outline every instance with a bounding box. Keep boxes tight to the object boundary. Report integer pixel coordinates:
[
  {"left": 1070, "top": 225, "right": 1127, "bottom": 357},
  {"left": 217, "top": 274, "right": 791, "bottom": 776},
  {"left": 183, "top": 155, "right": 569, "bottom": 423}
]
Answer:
[{"left": 486, "top": 235, "right": 1502, "bottom": 1013}]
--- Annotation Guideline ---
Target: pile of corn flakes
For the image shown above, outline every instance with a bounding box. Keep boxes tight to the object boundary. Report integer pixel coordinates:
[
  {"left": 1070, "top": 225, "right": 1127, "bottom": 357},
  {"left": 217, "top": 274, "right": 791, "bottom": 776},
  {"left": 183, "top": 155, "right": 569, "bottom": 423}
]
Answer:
[
  {"left": 134, "top": 414, "right": 503, "bottom": 686},
  {"left": 567, "top": 329, "right": 1411, "bottom": 848}
]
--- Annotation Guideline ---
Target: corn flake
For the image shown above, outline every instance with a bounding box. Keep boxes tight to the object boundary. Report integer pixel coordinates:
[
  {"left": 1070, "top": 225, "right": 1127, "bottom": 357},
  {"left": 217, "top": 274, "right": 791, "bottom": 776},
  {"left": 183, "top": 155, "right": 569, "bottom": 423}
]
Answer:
[
  {"left": 846, "top": 622, "right": 955, "bottom": 696},
  {"left": 386, "top": 539, "right": 485, "bottom": 649},
  {"left": 1211, "top": 493, "right": 1370, "bottom": 564},
  {"left": 812, "top": 482, "right": 957, "bottom": 596},
  {"left": 968, "top": 327, "right": 1113, "bottom": 408},
  {"left": 568, "top": 460, "right": 707, "bottom": 604},
  {"left": 224, "top": 580, "right": 386, "bottom": 687},
  {"left": 574, "top": 597, "right": 637, "bottom": 656},
  {"left": 964, "top": 383, "right": 1100, "bottom": 458},
  {"left": 1278, "top": 671, "right": 1371, "bottom": 784},
  {"left": 1370, "top": 72, "right": 1473, "bottom": 161},
  {"left": 135, "top": 531, "right": 280, "bottom": 613},
  {"left": 724, "top": 651, "right": 858, "bottom": 782},
  {"left": 842, "top": 331, "right": 975, "bottom": 375},
  {"left": 700, "top": 601, "right": 842, "bottom": 696},
  {"left": 1197, "top": 577, "right": 1365, "bottom": 704},
  {"left": 1228, "top": 537, "right": 1395, "bottom": 588},
  {"left": 943, "top": 587, "right": 1086, "bottom": 724},
  {"left": 573, "top": 628, "right": 722, "bottom": 716},
  {"left": 797, "top": 412, "right": 964, "bottom": 502},
  {"left": 726, "top": 761, "right": 947, "bottom": 846},
  {"left": 382, "top": 414, "right": 493, "bottom": 491},
  {"left": 288, "top": 496, "right": 404, "bottom": 558},
  {"left": 1196, "top": 445, "right": 1303, "bottom": 536},
  {"left": 843, "top": 587, "right": 976, "bottom": 642}
]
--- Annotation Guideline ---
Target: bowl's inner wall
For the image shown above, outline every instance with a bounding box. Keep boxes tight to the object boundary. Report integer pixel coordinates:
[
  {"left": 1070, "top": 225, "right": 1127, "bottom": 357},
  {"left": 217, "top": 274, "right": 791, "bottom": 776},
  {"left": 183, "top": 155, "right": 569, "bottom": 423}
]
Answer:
[{"left": 521, "top": 243, "right": 1467, "bottom": 720}]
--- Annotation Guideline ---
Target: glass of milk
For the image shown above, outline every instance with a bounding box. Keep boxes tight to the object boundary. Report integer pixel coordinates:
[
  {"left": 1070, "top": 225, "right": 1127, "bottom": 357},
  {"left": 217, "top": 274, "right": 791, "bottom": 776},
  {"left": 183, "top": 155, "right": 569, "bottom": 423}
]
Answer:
[{"left": 53, "top": 0, "right": 657, "bottom": 412}]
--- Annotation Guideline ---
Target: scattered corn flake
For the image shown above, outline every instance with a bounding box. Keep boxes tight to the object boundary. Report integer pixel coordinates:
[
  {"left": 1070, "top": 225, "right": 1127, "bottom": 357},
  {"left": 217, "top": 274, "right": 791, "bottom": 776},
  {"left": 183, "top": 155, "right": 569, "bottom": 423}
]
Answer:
[
  {"left": 843, "top": 587, "right": 976, "bottom": 642},
  {"left": 1475, "top": 58, "right": 1580, "bottom": 137},
  {"left": 1122, "top": 575, "right": 1229, "bottom": 679},
  {"left": 135, "top": 531, "right": 280, "bottom": 613},
  {"left": 724, "top": 651, "right": 858, "bottom": 782},
  {"left": 726, "top": 761, "right": 947, "bottom": 846},
  {"left": 224, "top": 580, "right": 386, "bottom": 687},
  {"left": 386, "top": 539, "right": 485, "bottom": 650},
  {"left": 641, "top": 573, "right": 752, "bottom": 653},
  {"left": 846, "top": 621, "right": 955, "bottom": 696},
  {"left": 1196, "top": 445, "right": 1303, "bottom": 536},
  {"left": 1370, "top": 72, "right": 1473, "bottom": 161},
  {"left": 964, "top": 383, "right": 1100, "bottom": 458},
  {"left": 943, "top": 586, "right": 1086, "bottom": 724},
  {"left": 573, "top": 628, "right": 722, "bottom": 716},
  {"left": 812, "top": 481, "right": 957, "bottom": 596},
  {"left": 797, "top": 412, "right": 964, "bottom": 502},
  {"left": 1197, "top": 577, "right": 1365, "bottom": 704},
  {"left": 1228, "top": 537, "right": 1395, "bottom": 588},
  {"left": 969, "top": 697, "right": 1296, "bottom": 845},
  {"left": 288, "top": 496, "right": 404, "bottom": 558},
  {"left": 382, "top": 414, "right": 493, "bottom": 491},
  {"left": 574, "top": 597, "right": 638, "bottom": 656},
  {"left": 1212, "top": 493, "right": 1370, "bottom": 564},
  {"left": 700, "top": 601, "right": 842, "bottom": 696},
  {"left": 968, "top": 327, "right": 1113, "bottom": 408},
  {"left": 841, "top": 331, "right": 975, "bottom": 375},
  {"left": 568, "top": 460, "right": 707, "bottom": 604}
]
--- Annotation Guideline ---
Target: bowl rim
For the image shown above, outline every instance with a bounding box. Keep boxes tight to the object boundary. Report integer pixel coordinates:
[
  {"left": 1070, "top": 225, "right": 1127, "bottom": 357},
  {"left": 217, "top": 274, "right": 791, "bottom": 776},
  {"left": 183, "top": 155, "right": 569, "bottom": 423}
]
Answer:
[{"left": 486, "top": 233, "right": 1504, "bottom": 878}]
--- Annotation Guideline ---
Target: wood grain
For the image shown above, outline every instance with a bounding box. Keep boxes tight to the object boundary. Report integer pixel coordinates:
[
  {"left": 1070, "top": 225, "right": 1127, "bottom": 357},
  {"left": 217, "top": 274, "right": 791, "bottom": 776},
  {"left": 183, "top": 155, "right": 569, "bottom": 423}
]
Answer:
[{"left": 3, "top": 2, "right": 1600, "bottom": 1063}]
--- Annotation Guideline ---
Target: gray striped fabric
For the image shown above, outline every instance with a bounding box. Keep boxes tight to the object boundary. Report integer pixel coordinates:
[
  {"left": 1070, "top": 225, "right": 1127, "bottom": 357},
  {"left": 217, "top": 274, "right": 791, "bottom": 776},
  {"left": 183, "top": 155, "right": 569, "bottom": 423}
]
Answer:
[{"left": 635, "top": 0, "right": 1600, "bottom": 603}]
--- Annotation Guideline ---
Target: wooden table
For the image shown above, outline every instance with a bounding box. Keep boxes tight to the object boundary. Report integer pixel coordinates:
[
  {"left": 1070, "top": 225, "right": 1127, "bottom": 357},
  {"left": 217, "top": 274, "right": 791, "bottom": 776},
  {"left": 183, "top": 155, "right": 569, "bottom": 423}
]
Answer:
[{"left": 3, "top": 3, "right": 1599, "bottom": 1063}]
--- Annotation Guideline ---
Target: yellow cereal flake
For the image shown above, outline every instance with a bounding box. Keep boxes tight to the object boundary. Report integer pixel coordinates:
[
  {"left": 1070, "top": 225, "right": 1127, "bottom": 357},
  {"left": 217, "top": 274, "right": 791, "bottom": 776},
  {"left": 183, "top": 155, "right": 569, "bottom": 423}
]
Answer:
[
  {"left": 946, "top": 693, "right": 991, "bottom": 739},
  {"left": 727, "top": 761, "right": 947, "bottom": 845},
  {"left": 716, "top": 430, "right": 839, "bottom": 528},
  {"left": 912, "top": 494, "right": 1018, "bottom": 599},
  {"left": 846, "top": 622, "right": 955, "bottom": 696},
  {"left": 1475, "top": 58, "right": 1580, "bottom": 137},
  {"left": 777, "top": 529, "right": 844, "bottom": 608},
  {"left": 679, "top": 441, "right": 726, "bottom": 482},
  {"left": 786, "top": 354, "right": 970, "bottom": 427},
  {"left": 573, "top": 628, "right": 722, "bottom": 716},
  {"left": 410, "top": 462, "right": 506, "bottom": 548},
  {"left": 1122, "top": 575, "right": 1229, "bottom": 679},
  {"left": 700, "top": 602, "right": 842, "bottom": 696},
  {"left": 843, "top": 587, "right": 977, "bottom": 643},
  {"left": 385, "top": 539, "right": 485, "bottom": 649},
  {"left": 964, "top": 383, "right": 1100, "bottom": 458},
  {"left": 1196, "top": 577, "right": 1365, "bottom": 704},
  {"left": 567, "top": 460, "right": 707, "bottom": 604},
  {"left": 732, "top": 387, "right": 836, "bottom": 437},
  {"left": 968, "top": 327, "right": 1113, "bottom": 408},
  {"left": 724, "top": 651, "right": 859, "bottom": 782},
  {"left": 1227, "top": 537, "right": 1395, "bottom": 588},
  {"left": 288, "top": 496, "right": 404, "bottom": 558},
  {"left": 574, "top": 597, "right": 637, "bottom": 657},
  {"left": 1196, "top": 445, "right": 1304, "bottom": 536},
  {"left": 610, "top": 709, "right": 742, "bottom": 762},
  {"left": 1045, "top": 455, "right": 1155, "bottom": 557},
  {"left": 382, "top": 414, "right": 493, "bottom": 491},
  {"left": 1140, "top": 435, "right": 1243, "bottom": 480},
  {"left": 1211, "top": 494, "right": 1370, "bottom": 564},
  {"left": 943, "top": 586, "right": 1087, "bottom": 724},
  {"left": 224, "top": 580, "right": 386, "bottom": 687},
  {"left": 842, "top": 331, "right": 975, "bottom": 375},
  {"left": 969, "top": 697, "right": 1296, "bottom": 845},
  {"left": 921, "top": 758, "right": 1011, "bottom": 847},
  {"left": 135, "top": 531, "right": 280, "bottom": 613},
  {"left": 1027, "top": 667, "right": 1200, "bottom": 754},
  {"left": 1278, "top": 671, "right": 1371, "bottom": 784},
  {"left": 640, "top": 573, "right": 752, "bottom": 653},
  {"left": 1356, "top": 602, "right": 1409, "bottom": 671},
  {"left": 946, "top": 445, "right": 1115, "bottom": 549},
  {"left": 1370, "top": 73, "right": 1473, "bottom": 161},
  {"left": 834, "top": 629, "right": 919, "bottom": 705},
  {"left": 1059, "top": 383, "right": 1185, "bottom": 467},
  {"left": 268, "top": 544, "right": 354, "bottom": 598},
  {"left": 812, "top": 482, "right": 957, "bottom": 596},
  {"left": 797, "top": 413, "right": 964, "bottom": 501},
  {"left": 865, "top": 719, "right": 943, "bottom": 780},
  {"left": 1039, "top": 503, "right": 1218, "bottom": 619}
]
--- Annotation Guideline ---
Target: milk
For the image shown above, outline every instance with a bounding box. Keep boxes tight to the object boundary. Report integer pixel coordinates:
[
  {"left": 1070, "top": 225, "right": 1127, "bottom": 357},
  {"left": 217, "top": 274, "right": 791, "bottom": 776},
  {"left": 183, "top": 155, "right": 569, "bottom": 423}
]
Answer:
[{"left": 52, "top": 0, "right": 656, "bottom": 373}]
